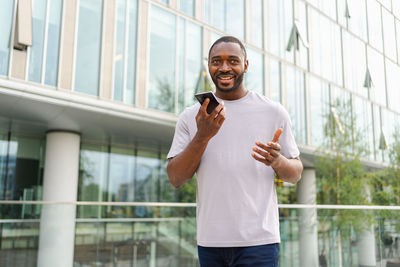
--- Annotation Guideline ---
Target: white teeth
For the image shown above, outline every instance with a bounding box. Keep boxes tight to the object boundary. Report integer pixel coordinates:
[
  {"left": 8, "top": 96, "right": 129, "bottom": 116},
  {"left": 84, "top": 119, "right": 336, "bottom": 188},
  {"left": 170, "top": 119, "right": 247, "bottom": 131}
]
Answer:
[{"left": 219, "top": 76, "right": 233, "bottom": 80}]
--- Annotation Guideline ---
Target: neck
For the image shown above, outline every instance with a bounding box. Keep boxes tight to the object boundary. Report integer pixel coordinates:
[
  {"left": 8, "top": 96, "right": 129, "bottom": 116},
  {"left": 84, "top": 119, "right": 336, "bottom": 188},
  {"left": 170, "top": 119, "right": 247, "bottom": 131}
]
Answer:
[{"left": 215, "top": 85, "right": 248, "bottom": 101}]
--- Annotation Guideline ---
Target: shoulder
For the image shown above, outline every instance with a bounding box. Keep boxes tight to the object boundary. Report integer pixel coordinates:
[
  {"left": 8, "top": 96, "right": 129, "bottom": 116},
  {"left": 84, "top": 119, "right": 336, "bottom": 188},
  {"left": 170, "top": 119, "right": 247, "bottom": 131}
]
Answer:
[
  {"left": 248, "top": 91, "right": 284, "bottom": 112},
  {"left": 177, "top": 103, "right": 200, "bottom": 122},
  {"left": 248, "top": 91, "right": 291, "bottom": 122}
]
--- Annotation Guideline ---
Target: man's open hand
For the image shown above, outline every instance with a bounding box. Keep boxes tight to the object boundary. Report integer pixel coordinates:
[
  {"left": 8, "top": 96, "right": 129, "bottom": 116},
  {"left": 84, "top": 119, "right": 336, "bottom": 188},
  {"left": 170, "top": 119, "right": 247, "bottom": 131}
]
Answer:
[{"left": 252, "top": 128, "right": 283, "bottom": 167}]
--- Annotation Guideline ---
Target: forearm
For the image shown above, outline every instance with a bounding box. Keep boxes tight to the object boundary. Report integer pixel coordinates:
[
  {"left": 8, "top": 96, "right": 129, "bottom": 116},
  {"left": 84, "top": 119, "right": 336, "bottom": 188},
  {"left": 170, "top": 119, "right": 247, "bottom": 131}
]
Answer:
[
  {"left": 271, "top": 156, "right": 303, "bottom": 184},
  {"left": 167, "top": 134, "right": 209, "bottom": 189}
]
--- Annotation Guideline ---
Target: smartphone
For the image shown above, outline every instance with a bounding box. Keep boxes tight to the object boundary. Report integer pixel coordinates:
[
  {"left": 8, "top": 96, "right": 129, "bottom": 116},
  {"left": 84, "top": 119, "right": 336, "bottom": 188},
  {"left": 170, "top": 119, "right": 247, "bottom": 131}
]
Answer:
[{"left": 195, "top": 92, "right": 220, "bottom": 114}]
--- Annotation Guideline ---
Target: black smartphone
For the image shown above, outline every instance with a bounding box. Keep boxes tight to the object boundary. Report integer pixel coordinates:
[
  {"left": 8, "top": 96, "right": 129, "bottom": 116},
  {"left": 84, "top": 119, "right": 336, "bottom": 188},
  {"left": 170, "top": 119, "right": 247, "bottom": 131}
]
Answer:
[{"left": 195, "top": 92, "right": 220, "bottom": 114}]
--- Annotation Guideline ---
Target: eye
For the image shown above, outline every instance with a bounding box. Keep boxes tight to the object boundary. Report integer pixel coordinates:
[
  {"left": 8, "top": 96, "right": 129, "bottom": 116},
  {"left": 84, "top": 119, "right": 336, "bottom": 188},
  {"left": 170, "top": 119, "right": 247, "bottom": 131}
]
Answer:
[
  {"left": 230, "top": 59, "right": 239, "bottom": 64},
  {"left": 211, "top": 59, "right": 220, "bottom": 64}
]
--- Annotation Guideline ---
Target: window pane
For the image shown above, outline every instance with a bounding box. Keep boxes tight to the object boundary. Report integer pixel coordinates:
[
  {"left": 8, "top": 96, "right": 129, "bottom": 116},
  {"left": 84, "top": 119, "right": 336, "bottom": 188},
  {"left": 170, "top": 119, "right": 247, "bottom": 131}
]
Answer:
[
  {"left": 126, "top": 0, "right": 138, "bottom": 104},
  {"left": 336, "top": 0, "right": 347, "bottom": 27},
  {"left": 44, "top": 0, "right": 62, "bottom": 86},
  {"left": 135, "top": 150, "right": 159, "bottom": 203},
  {"left": 342, "top": 30, "right": 367, "bottom": 97},
  {"left": 113, "top": 0, "right": 127, "bottom": 102},
  {"left": 309, "top": 9, "right": 343, "bottom": 85},
  {"left": 75, "top": 0, "right": 103, "bottom": 96},
  {"left": 348, "top": 0, "right": 368, "bottom": 41},
  {"left": 0, "top": 134, "right": 44, "bottom": 219},
  {"left": 179, "top": 0, "right": 194, "bottom": 16},
  {"left": 372, "top": 105, "right": 383, "bottom": 161},
  {"left": 268, "top": 0, "right": 294, "bottom": 63},
  {"left": 0, "top": 1, "right": 14, "bottom": 76},
  {"left": 159, "top": 153, "right": 176, "bottom": 202},
  {"left": 367, "top": 47, "right": 386, "bottom": 106},
  {"left": 285, "top": 65, "right": 306, "bottom": 144},
  {"left": 378, "top": 0, "right": 391, "bottom": 10},
  {"left": 382, "top": 8, "right": 397, "bottom": 61},
  {"left": 250, "top": 0, "right": 263, "bottom": 48},
  {"left": 108, "top": 146, "right": 135, "bottom": 202},
  {"left": 28, "top": 0, "right": 47, "bottom": 83},
  {"left": 204, "top": 0, "right": 244, "bottom": 40},
  {"left": 353, "top": 95, "right": 374, "bottom": 159},
  {"left": 78, "top": 144, "right": 109, "bottom": 217},
  {"left": 226, "top": 0, "right": 244, "bottom": 38},
  {"left": 184, "top": 21, "right": 202, "bottom": 108},
  {"left": 393, "top": 1, "right": 400, "bottom": 18},
  {"left": 245, "top": 48, "right": 264, "bottom": 95},
  {"left": 269, "top": 58, "right": 281, "bottom": 103},
  {"left": 367, "top": 0, "right": 383, "bottom": 52},
  {"left": 381, "top": 109, "right": 399, "bottom": 162},
  {"left": 385, "top": 59, "right": 400, "bottom": 112},
  {"left": 309, "top": 76, "right": 330, "bottom": 147},
  {"left": 306, "top": 0, "right": 336, "bottom": 20},
  {"left": 296, "top": 0, "right": 308, "bottom": 70},
  {"left": 148, "top": 6, "right": 176, "bottom": 112},
  {"left": 396, "top": 19, "right": 400, "bottom": 63}
]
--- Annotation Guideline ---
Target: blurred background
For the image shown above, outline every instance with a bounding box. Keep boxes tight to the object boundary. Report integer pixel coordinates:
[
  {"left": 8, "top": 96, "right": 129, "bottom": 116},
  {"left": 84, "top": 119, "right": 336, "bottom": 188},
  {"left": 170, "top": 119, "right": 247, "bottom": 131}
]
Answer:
[{"left": 0, "top": 0, "right": 399, "bottom": 266}]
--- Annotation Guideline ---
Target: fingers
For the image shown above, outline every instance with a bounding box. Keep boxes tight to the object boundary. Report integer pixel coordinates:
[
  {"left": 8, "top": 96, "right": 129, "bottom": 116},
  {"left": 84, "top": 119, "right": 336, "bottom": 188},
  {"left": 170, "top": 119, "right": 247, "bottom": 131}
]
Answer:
[
  {"left": 215, "top": 106, "right": 226, "bottom": 126},
  {"left": 200, "top": 98, "right": 210, "bottom": 114},
  {"left": 210, "top": 101, "right": 225, "bottom": 118},
  {"left": 252, "top": 141, "right": 281, "bottom": 166},
  {"left": 272, "top": 128, "right": 283, "bottom": 143}
]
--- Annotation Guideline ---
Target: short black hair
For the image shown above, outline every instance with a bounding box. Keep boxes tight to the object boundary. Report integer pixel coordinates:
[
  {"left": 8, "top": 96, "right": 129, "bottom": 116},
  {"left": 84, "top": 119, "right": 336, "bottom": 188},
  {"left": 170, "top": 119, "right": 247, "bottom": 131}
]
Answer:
[{"left": 208, "top": 36, "right": 247, "bottom": 61}]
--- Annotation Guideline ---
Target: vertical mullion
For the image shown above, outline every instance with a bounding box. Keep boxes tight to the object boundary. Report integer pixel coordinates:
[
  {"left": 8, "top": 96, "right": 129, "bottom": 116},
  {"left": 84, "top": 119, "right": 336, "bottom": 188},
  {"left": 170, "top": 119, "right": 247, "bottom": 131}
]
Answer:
[
  {"left": 122, "top": 0, "right": 130, "bottom": 103},
  {"left": 98, "top": 0, "right": 106, "bottom": 96},
  {"left": 41, "top": 0, "right": 50, "bottom": 84},
  {"left": 183, "top": 20, "right": 187, "bottom": 108},
  {"left": 57, "top": 0, "right": 66, "bottom": 89},
  {"left": 111, "top": 0, "right": 118, "bottom": 100},
  {"left": 174, "top": 17, "right": 179, "bottom": 114},
  {"left": 71, "top": 0, "right": 80, "bottom": 91}
]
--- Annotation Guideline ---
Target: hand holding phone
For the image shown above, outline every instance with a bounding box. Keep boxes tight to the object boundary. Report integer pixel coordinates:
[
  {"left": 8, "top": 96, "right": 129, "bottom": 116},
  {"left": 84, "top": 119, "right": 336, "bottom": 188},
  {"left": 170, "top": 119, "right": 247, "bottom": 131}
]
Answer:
[{"left": 194, "top": 92, "right": 220, "bottom": 114}]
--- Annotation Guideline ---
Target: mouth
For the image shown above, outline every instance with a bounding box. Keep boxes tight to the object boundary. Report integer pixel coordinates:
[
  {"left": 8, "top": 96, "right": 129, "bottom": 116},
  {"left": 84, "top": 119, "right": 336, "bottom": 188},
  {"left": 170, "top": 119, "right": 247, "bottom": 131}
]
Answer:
[{"left": 216, "top": 74, "right": 236, "bottom": 85}]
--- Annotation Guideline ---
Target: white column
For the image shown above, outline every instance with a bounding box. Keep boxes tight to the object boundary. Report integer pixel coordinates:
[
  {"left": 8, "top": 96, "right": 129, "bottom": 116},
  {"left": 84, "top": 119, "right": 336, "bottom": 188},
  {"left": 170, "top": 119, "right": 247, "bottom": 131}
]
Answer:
[
  {"left": 357, "top": 185, "right": 376, "bottom": 267},
  {"left": 296, "top": 168, "right": 319, "bottom": 267},
  {"left": 37, "top": 131, "right": 80, "bottom": 267},
  {"left": 357, "top": 227, "right": 377, "bottom": 267}
]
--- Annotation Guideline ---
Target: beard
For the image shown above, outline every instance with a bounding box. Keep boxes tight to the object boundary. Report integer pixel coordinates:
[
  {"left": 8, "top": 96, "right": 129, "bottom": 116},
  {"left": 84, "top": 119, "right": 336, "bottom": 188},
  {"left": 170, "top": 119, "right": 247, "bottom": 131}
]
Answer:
[{"left": 212, "top": 72, "right": 245, "bottom": 93}]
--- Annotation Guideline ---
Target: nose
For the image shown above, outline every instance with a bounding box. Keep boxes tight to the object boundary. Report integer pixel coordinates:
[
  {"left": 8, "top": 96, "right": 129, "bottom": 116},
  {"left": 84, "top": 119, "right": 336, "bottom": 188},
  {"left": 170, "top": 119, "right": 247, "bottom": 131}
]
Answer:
[{"left": 219, "top": 60, "right": 231, "bottom": 72}]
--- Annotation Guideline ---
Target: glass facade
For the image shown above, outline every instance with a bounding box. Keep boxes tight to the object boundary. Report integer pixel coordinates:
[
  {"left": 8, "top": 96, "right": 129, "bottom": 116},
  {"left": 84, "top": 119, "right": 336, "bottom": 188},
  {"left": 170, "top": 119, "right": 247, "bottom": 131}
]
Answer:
[
  {"left": 1, "top": 0, "right": 400, "bottom": 266},
  {"left": 74, "top": 0, "right": 103, "bottom": 95},
  {"left": 28, "top": 0, "right": 63, "bottom": 85},
  {"left": 0, "top": 1, "right": 14, "bottom": 76},
  {"left": 113, "top": 0, "right": 138, "bottom": 104}
]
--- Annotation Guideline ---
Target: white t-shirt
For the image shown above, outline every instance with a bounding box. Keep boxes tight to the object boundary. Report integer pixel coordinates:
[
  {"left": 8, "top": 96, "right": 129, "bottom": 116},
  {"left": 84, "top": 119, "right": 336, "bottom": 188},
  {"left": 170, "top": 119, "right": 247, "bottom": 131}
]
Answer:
[{"left": 167, "top": 91, "right": 300, "bottom": 247}]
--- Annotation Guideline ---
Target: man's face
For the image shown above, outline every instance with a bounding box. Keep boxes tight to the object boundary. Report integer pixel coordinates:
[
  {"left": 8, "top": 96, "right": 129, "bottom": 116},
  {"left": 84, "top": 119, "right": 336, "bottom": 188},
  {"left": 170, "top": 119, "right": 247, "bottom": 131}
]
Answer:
[{"left": 208, "top": 42, "right": 248, "bottom": 93}]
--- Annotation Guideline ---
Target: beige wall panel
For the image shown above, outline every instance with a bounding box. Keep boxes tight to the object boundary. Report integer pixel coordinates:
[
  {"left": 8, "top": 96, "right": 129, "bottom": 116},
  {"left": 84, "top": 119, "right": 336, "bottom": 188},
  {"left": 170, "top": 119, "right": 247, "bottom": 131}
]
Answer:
[
  {"left": 99, "top": 0, "right": 115, "bottom": 99},
  {"left": 136, "top": 1, "right": 149, "bottom": 108},
  {"left": 59, "top": 0, "right": 77, "bottom": 90},
  {"left": 16, "top": 0, "right": 32, "bottom": 47},
  {"left": 11, "top": 49, "right": 27, "bottom": 80}
]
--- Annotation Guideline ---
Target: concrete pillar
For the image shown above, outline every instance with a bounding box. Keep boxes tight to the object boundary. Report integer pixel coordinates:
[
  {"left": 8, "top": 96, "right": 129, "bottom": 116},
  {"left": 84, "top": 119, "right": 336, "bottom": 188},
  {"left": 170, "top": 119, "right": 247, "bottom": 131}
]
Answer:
[
  {"left": 37, "top": 131, "right": 80, "bottom": 267},
  {"left": 357, "top": 227, "right": 377, "bottom": 267},
  {"left": 296, "top": 168, "right": 319, "bottom": 267},
  {"left": 357, "top": 185, "right": 376, "bottom": 267}
]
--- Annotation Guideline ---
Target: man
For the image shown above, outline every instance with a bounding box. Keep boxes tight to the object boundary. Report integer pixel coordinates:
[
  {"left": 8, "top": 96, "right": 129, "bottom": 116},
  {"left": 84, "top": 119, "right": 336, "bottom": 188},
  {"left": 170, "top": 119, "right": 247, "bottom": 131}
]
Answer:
[{"left": 167, "top": 36, "right": 303, "bottom": 266}]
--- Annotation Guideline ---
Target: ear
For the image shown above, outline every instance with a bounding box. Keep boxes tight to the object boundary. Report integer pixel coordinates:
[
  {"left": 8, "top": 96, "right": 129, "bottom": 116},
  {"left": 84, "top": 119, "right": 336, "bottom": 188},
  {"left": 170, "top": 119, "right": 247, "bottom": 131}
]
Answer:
[{"left": 244, "top": 59, "right": 249, "bottom": 73}]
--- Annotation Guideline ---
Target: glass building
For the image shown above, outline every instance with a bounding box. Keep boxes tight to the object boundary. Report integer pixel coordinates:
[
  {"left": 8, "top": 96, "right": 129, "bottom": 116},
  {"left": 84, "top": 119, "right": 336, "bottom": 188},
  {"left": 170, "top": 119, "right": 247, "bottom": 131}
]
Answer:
[{"left": 0, "top": 0, "right": 399, "bottom": 266}]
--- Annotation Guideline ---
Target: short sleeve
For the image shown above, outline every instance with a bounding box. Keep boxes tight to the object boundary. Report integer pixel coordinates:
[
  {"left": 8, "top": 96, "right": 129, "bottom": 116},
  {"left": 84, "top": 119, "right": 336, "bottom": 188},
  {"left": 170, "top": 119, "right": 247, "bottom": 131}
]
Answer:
[
  {"left": 278, "top": 105, "right": 300, "bottom": 159},
  {"left": 167, "top": 112, "right": 191, "bottom": 159}
]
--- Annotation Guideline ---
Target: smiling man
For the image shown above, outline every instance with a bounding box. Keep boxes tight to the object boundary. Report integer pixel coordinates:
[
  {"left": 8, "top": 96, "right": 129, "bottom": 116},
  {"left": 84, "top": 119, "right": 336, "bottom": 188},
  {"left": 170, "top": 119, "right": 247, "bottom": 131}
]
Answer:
[{"left": 166, "top": 36, "right": 303, "bottom": 267}]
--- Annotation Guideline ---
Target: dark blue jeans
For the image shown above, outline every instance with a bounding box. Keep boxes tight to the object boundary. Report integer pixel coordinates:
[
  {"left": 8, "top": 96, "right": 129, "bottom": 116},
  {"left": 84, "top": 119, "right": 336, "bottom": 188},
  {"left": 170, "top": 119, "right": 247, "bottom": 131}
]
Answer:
[{"left": 197, "top": 243, "right": 279, "bottom": 267}]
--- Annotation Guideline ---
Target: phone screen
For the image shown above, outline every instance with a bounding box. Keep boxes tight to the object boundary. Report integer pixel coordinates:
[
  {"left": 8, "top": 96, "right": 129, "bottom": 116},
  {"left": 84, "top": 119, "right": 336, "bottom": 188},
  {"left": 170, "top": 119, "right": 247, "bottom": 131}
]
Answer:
[{"left": 195, "top": 92, "right": 220, "bottom": 114}]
